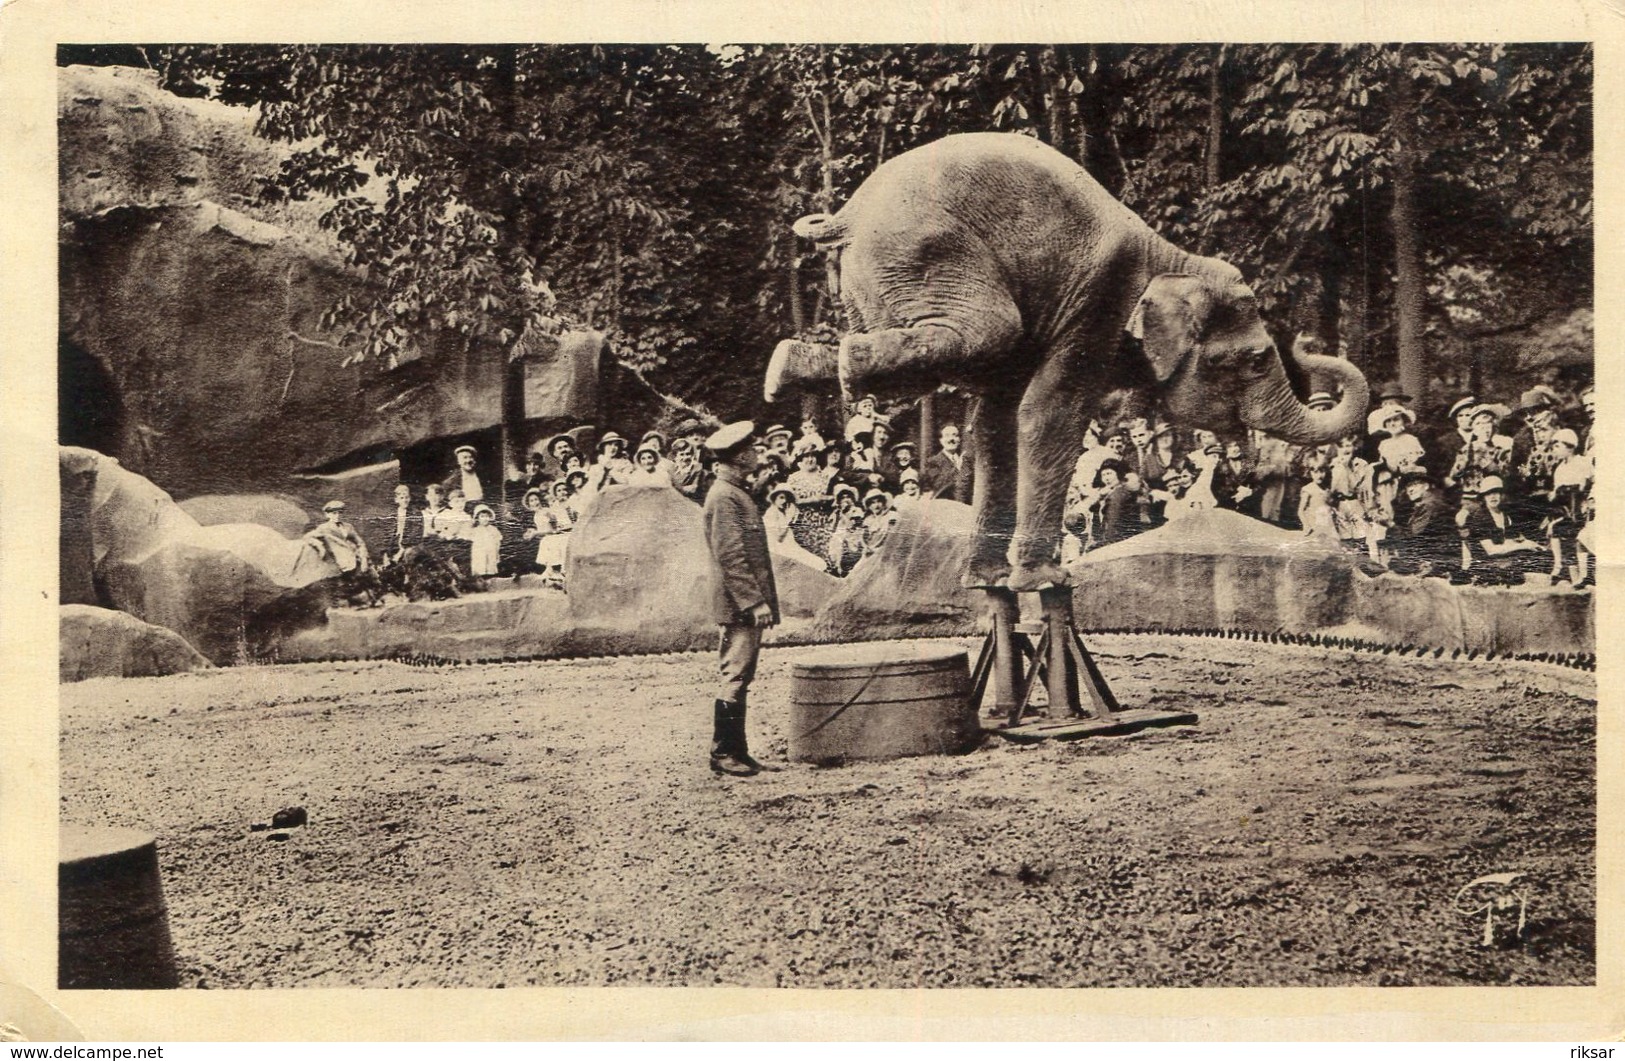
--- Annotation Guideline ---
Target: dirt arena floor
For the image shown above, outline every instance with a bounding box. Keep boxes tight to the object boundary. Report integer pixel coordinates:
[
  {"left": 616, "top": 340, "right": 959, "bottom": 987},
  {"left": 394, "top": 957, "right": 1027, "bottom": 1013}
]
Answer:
[{"left": 60, "top": 635, "right": 1596, "bottom": 988}]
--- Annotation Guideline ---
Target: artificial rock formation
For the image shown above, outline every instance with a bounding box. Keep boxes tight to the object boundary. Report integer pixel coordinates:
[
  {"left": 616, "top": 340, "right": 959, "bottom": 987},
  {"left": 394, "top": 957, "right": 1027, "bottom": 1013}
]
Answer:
[
  {"left": 178, "top": 494, "right": 314, "bottom": 539},
  {"left": 64, "top": 446, "right": 337, "bottom": 664},
  {"left": 60, "top": 605, "right": 212, "bottom": 682},
  {"left": 1070, "top": 508, "right": 1353, "bottom": 633},
  {"left": 59, "top": 64, "right": 602, "bottom": 501},
  {"left": 806, "top": 500, "right": 984, "bottom": 642}
]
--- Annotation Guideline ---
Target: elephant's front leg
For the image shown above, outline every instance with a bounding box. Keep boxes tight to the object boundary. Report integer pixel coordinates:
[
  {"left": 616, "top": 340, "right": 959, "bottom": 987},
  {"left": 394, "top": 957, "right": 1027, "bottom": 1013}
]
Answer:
[
  {"left": 763, "top": 339, "right": 840, "bottom": 404},
  {"left": 1007, "top": 346, "right": 1093, "bottom": 592},
  {"left": 838, "top": 324, "right": 966, "bottom": 402},
  {"left": 961, "top": 392, "right": 1020, "bottom": 589}
]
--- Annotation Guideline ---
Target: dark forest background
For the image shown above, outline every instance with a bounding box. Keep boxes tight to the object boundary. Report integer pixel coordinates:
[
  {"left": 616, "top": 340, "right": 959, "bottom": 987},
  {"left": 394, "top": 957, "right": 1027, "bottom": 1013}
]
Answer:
[{"left": 59, "top": 44, "right": 1592, "bottom": 423}]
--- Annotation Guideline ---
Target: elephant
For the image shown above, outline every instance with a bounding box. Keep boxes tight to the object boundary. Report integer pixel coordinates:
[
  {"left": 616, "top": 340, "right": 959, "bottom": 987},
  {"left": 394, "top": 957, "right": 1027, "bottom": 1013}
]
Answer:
[{"left": 764, "top": 131, "right": 1369, "bottom": 592}]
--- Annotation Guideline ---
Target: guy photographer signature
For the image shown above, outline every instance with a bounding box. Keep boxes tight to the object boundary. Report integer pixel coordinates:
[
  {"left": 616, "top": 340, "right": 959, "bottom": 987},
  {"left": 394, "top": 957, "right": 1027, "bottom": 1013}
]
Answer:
[{"left": 1453, "top": 872, "right": 1532, "bottom": 947}]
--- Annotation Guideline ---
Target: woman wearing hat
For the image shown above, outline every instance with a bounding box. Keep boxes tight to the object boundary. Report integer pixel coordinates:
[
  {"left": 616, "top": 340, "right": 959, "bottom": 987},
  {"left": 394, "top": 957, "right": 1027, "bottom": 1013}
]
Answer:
[
  {"left": 1543, "top": 428, "right": 1592, "bottom": 587},
  {"left": 592, "top": 431, "right": 634, "bottom": 489},
  {"left": 846, "top": 428, "right": 878, "bottom": 478},
  {"left": 786, "top": 440, "right": 829, "bottom": 503},
  {"left": 1369, "top": 404, "right": 1425, "bottom": 474},
  {"left": 1462, "top": 475, "right": 1545, "bottom": 585},
  {"left": 859, "top": 487, "right": 898, "bottom": 556},
  {"left": 763, "top": 483, "right": 827, "bottom": 571},
  {"left": 627, "top": 442, "right": 674, "bottom": 489},
  {"left": 764, "top": 483, "right": 799, "bottom": 545},
  {"left": 1090, "top": 459, "right": 1138, "bottom": 549},
  {"left": 893, "top": 469, "right": 924, "bottom": 511},
  {"left": 882, "top": 440, "right": 919, "bottom": 494}
]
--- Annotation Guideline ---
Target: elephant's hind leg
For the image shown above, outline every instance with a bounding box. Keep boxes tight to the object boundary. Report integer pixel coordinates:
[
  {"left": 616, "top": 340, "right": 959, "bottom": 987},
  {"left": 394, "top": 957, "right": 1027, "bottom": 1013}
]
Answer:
[{"left": 837, "top": 296, "right": 1021, "bottom": 401}]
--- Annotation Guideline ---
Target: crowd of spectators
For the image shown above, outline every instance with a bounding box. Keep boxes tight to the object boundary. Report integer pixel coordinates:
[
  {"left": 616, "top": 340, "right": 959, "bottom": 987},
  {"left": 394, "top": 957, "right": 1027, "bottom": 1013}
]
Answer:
[
  {"left": 303, "top": 396, "right": 977, "bottom": 603},
  {"left": 1062, "top": 376, "right": 1595, "bottom": 589},
  {"left": 302, "top": 371, "right": 1593, "bottom": 607}
]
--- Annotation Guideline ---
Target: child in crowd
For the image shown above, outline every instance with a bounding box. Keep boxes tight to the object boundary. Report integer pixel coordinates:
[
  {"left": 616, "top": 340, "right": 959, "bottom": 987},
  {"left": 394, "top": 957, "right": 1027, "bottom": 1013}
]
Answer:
[
  {"left": 467, "top": 504, "right": 504, "bottom": 581},
  {"left": 861, "top": 488, "right": 897, "bottom": 555},
  {"left": 1297, "top": 463, "right": 1339, "bottom": 539},
  {"left": 827, "top": 505, "right": 868, "bottom": 577}
]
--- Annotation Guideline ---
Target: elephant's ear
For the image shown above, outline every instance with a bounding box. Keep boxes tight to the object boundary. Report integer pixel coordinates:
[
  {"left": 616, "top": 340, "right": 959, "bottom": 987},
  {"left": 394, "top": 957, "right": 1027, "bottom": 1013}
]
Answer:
[{"left": 1132, "top": 274, "right": 1212, "bottom": 384}]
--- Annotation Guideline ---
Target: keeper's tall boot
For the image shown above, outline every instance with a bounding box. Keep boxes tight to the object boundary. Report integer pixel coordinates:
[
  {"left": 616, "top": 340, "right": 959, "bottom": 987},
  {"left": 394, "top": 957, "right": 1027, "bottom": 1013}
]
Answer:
[
  {"left": 710, "top": 699, "right": 758, "bottom": 777},
  {"left": 733, "top": 693, "right": 779, "bottom": 772}
]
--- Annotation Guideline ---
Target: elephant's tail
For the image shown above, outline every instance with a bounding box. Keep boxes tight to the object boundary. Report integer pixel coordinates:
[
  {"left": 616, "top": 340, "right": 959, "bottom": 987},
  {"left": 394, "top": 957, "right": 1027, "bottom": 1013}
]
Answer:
[{"left": 792, "top": 212, "right": 851, "bottom": 248}]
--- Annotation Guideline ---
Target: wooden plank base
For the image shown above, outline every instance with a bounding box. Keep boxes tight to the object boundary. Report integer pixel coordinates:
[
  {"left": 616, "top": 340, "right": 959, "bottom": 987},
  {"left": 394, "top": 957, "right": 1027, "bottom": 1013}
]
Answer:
[{"left": 991, "top": 707, "right": 1200, "bottom": 744}]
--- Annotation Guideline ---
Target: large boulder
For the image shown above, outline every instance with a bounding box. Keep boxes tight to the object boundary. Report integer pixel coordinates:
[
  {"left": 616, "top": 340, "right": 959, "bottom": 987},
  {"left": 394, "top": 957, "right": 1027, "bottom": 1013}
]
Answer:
[
  {"left": 59, "top": 605, "right": 211, "bottom": 682},
  {"left": 771, "top": 549, "right": 843, "bottom": 619},
  {"left": 61, "top": 448, "right": 99, "bottom": 605},
  {"left": 1070, "top": 508, "right": 1354, "bottom": 633},
  {"left": 564, "top": 485, "right": 716, "bottom": 652},
  {"left": 808, "top": 500, "right": 984, "bottom": 641},
  {"left": 178, "top": 494, "right": 313, "bottom": 538},
  {"left": 68, "top": 447, "right": 338, "bottom": 664}
]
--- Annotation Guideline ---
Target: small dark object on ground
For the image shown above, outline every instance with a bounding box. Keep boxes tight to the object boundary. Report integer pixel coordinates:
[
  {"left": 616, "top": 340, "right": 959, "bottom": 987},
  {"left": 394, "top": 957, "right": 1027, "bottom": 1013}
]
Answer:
[
  {"left": 266, "top": 832, "right": 290, "bottom": 842},
  {"left": 271, "top": 806, "right": 307, "bottom": 829}
]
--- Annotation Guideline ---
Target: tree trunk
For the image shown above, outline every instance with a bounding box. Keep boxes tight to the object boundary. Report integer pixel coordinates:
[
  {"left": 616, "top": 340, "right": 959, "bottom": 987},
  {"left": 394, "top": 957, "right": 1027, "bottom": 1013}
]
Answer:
[
  {"left": 918, "top": 392, "right": 935, "bottom": 463},
  {"left": 1038, "top": 46, "right": 1068, "bottom": 149},
  {"left": 1320, "top": 255, "right": 1342, "bottom": 358},
  {"left": 788, "top": 251, "right": 805, "bottom": 334},
  {"left": 1076, "top": 45, "right": 1125, "bottom": 197},
  {"left": 1205, "top": 44, "right": 1226, "bottom": 189},
  {"left": 1344, "top": 255, "right": 1370, "bottom": 376},
  {"left": 1390, "top": 52, "right": 1427, "bottom": 404}
]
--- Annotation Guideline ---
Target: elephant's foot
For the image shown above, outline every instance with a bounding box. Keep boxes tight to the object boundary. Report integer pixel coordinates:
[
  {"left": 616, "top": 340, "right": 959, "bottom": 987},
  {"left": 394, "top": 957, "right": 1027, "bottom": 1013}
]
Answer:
[
  {"left": 960, "top": 561, "right": 1014, "bottom": 591},
  {"left": 1005, "top": 561, "right": 1072, "bottom": 593},
  {"left": 764, "top": 339, "right": 839, "bottom": 404}
]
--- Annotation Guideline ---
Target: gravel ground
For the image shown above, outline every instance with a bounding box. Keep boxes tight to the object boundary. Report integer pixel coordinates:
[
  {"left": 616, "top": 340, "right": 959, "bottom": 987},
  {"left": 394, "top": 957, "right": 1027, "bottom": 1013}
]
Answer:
[{"left": 60, "top": 635, "right": 1595, "bottom": 988}]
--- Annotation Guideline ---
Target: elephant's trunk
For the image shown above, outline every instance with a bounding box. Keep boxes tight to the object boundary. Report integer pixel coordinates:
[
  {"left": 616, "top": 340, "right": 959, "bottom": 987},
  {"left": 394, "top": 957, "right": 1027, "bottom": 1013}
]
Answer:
[{"left": 1246, "top": 352, "right": 1370, "bottom": 444}]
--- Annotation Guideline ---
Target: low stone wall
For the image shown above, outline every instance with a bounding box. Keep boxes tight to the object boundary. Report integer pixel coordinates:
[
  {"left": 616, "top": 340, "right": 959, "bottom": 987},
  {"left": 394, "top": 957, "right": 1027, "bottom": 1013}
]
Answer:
[
  {"left": 1069, "top": 509, "right": 1592, "bottom": 655},
  {"left": 270, "top": 503, "right": 1595, "bottom": 664}
]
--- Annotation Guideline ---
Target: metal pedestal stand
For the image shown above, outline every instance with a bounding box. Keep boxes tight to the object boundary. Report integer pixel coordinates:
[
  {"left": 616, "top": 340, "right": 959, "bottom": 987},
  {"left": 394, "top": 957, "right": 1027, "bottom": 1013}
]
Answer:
[{"left": 969, "top": 586, "right": 1198, "bottom": 742}]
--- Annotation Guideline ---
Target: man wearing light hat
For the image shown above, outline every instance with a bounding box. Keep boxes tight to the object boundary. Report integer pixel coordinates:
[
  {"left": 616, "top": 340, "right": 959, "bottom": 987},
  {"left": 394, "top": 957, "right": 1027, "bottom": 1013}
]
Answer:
[
  {"left": 701, "top": 421, "right": 781, "bottom": 777},
  {"left": 440, "top": 443, "right": 487, "bottom": 505},
  {"left": 303, "top": 500, "right": 381, "bottom": 605}
]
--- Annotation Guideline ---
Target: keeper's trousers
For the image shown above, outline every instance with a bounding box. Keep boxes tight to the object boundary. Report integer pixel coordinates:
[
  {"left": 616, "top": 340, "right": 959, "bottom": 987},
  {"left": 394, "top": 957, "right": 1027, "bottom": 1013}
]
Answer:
[{"left": 716, "top": 623, "right": 762, "bottom": 703}]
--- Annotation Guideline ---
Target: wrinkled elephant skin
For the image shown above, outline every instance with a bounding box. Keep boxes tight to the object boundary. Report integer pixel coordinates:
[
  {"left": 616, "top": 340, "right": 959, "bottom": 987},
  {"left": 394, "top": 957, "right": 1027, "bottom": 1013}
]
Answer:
[{"left": 765, "top": 132, "right": 1369, "bottom": 591}]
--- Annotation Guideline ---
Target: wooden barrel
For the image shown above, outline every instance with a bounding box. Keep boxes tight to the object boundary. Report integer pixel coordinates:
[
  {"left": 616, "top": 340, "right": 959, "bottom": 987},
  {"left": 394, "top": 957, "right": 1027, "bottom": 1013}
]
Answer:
[
  {"left": 788, "top": 644, "right": 978, "bottom": 763},
  {"left": 59, "top": 824, "right": 179, "bottom": 989}
]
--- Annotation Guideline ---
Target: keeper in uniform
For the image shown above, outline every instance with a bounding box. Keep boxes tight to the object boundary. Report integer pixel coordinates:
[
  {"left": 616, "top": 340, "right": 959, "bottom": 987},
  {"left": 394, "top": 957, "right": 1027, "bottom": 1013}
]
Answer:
[{"left": 702, "top": 421, "right": 781, "bottom": 777}]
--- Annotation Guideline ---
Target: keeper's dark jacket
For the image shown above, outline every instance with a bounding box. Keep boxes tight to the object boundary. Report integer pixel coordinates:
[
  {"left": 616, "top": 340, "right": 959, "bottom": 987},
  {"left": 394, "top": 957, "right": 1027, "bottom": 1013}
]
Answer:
[{"left": 703, "top": 464, "right": 781, "bottom": 626}]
